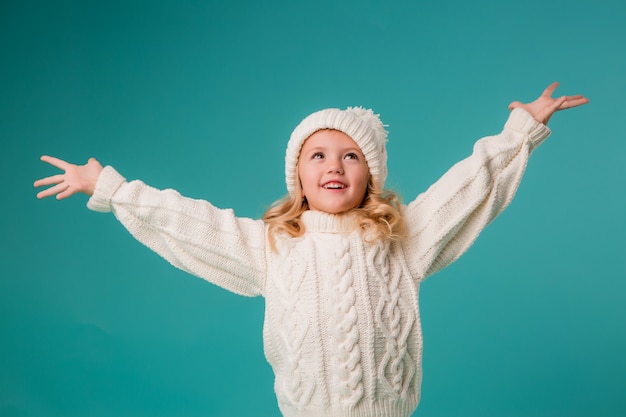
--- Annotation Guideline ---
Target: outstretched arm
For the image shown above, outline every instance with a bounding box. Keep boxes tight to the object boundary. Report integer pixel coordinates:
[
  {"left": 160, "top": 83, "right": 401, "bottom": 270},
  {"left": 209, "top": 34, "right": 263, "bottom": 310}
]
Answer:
[
  {"left": 34, "top": 156, "right": 103, "bottom": 199},
  {"left": 404, "top": 83, "right": 588, "bottom": 280},
  {"left": 508, "top": 82, "right": 589, "bottom": 125},
  {"left": 35, "top": 157, "right": 266, "bottom": 297}
]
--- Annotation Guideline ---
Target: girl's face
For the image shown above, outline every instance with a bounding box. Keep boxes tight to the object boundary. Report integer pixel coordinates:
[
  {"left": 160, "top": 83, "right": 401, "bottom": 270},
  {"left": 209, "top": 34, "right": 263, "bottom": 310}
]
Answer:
[{"left": 298, "top": 129, "right": 370, "bottom": 214}]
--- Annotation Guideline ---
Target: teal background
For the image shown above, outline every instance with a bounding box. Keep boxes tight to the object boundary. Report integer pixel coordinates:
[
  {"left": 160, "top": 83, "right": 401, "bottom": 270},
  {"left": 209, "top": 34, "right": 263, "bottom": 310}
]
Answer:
[{"left": 2, "top": 0, "right": 625, "bottom": 416}]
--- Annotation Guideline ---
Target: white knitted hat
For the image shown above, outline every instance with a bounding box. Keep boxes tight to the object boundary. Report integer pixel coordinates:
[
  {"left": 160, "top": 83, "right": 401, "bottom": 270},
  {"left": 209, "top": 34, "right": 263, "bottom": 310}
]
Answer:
[{"left": 285, "top": 107, "right": 388, "bottom": 195}]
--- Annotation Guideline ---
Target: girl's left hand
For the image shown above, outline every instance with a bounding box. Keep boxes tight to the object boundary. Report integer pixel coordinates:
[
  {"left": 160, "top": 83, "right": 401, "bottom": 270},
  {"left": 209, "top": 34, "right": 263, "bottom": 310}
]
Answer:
[
  {"left": 34, "top": 156, "right": 103, "bottom": 200},
  {"left": 508, "top": 82, "right": 589, "bottom": 125}
]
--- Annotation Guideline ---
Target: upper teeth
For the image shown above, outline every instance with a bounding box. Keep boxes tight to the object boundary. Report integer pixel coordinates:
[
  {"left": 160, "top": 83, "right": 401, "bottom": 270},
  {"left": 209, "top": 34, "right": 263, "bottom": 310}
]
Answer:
[{"left": 324, "top": 183, "right": 345, "bottom": 189}]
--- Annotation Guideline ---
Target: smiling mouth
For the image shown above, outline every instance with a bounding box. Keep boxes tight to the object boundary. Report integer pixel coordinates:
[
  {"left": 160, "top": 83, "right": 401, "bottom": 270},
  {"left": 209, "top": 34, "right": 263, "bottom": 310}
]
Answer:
[{"left": 322, "top": 182, "right": 347, "bottom": 189}]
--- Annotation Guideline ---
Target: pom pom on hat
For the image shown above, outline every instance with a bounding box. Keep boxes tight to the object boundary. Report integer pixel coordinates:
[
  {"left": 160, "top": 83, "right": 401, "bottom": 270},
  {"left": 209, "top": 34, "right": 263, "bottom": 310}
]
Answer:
[{"left": 285, "top": 107, "right": 388, "bottom": 195}]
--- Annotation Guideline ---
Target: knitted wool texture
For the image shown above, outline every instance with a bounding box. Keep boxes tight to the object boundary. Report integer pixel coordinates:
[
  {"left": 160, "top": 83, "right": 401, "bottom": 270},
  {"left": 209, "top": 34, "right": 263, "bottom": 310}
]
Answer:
[
  {"left": 87, "top": 109, "right": 551, "bottom": 417},
  {"left": 285, "top": 107, "right": 388, "bottom": 194}
]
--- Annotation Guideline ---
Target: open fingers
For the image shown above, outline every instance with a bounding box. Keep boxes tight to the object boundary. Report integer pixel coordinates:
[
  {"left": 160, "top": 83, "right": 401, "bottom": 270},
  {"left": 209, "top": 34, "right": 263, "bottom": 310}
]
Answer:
[
  {"left": 560, "top": 95, "right": 589, "bottom": 110},
  {"left": 56, "top": 186, "right": 78, "bottom": 200},
  {"left": 551, "top": 96, "right": 568, "bottom": 112},
  {"left": 36, "top": 182, "right": 70, "bottom": 199},
  {"left": 542, "top": 82, "right": 560, "bottom": 98},
  {"left": 34, "top": 174, "right": 65, "bottom": 188},
  {"left": 40, "top": 155, "right": 70, "bottom": 171}
]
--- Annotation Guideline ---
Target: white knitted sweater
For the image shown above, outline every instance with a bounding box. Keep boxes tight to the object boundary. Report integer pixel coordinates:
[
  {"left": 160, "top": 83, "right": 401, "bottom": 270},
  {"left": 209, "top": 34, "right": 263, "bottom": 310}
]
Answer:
[{"left": 87, "top": 109, "right": 550, "bottom": 417}]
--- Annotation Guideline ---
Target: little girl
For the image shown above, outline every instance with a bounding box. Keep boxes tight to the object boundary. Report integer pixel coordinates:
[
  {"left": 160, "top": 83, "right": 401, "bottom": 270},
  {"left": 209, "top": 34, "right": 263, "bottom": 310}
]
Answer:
[{"left": 35, "top": 83, "right": 587, "bottom": 417}]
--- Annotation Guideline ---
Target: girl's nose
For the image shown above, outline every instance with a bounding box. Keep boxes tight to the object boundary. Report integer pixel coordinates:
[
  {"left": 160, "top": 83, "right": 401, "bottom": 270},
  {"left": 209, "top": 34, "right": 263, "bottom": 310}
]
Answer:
[{"left": 327, "top": 160, "right": 344, "bottom": 174}]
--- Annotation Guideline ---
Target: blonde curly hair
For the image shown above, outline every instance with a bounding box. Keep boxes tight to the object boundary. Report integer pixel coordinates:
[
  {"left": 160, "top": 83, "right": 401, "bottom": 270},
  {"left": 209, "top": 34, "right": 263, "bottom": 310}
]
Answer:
[{"left": 263, "top": 172, "right": 406, "bottom": 250}]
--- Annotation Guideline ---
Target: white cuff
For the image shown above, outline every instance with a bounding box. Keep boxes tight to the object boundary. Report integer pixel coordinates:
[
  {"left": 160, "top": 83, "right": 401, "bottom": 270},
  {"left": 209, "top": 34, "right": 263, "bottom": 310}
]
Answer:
[
  {"left": 86, "top": 166, "right": 126, "bottom": 213},
  {"left": 505, "top": 108, "right": 551, "bottom": 149}
]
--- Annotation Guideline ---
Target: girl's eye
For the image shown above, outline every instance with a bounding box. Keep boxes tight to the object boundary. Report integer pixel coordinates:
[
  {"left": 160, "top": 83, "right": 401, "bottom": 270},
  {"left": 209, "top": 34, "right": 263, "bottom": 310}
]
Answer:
[
  {"left": 312, "top": 152, "right": 324, "bottom": 159},
  {"left": 345, "top": 153, "right": 358, "bottom": 160}
]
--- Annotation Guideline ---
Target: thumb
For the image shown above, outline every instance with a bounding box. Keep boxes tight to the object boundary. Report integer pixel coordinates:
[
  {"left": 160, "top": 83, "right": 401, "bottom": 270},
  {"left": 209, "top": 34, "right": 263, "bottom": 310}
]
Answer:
[{"left": 508, "top": 101, "right": 523, "bottom": 111}]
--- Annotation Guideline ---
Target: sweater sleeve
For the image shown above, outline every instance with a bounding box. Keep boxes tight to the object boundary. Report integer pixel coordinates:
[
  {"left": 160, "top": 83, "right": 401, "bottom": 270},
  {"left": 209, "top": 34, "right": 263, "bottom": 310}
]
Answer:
[
  {"left": 402, "top": 108, "right": 550, "bottom": 280},
  {"left": 86, "top": 166, "right": 266, "bottom": 297}
]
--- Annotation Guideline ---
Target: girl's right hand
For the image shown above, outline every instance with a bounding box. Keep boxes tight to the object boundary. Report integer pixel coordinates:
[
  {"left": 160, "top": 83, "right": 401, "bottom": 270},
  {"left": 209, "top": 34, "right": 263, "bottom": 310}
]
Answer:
[
  {"left": 34, "top": 156, "right": 104, "bottom": 199},
  {"left": 507, "top": 82, "right": 589, "bottom": 125}
]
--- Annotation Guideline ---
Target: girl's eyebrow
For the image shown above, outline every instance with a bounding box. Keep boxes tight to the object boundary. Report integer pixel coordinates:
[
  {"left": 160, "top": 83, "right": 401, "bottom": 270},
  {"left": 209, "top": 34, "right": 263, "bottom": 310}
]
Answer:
[{"left": 303, "top": 146, "right": 363, "bottom": 154}]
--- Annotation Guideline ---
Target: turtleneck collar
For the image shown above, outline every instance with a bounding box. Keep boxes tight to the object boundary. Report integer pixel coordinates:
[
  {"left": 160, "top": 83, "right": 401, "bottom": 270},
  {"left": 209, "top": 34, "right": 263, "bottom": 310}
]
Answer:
[{"left": 300, "top": 210, "right": 360, "bottom": 234}]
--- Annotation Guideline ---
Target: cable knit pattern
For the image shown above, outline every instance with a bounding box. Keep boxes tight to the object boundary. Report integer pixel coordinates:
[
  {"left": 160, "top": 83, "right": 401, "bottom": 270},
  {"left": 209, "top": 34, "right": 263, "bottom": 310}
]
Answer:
[
  {"left": 274, "top": 240, "right": 315, "bottom": 407},
  {"left": 370, "top": 241, "right": 416, "bottom": 398},
  {"left": 329, "top": 237, "right": 364, "bottom": 406},
  {"left": 87, "top": 108, "right": 550, "bottom": 417}
]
